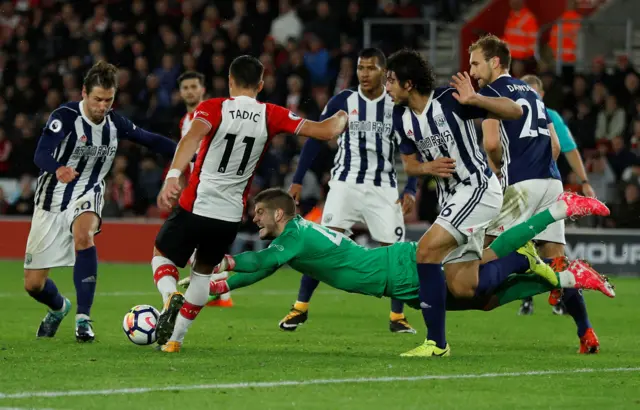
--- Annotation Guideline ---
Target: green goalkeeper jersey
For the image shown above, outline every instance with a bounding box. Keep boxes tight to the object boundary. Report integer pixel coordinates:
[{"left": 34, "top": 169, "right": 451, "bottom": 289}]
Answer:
[
  {"left": 228, "top": 215, "right": 418, "bottom": 299},
  {"left": 226, "top": 215, "right": 559, "bottom": 311}
]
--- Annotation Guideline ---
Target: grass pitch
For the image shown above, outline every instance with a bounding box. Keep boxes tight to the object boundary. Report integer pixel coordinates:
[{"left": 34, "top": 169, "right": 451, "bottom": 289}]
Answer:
[{"left": 0, "top": 260, "right": 638, "bottom": 409}]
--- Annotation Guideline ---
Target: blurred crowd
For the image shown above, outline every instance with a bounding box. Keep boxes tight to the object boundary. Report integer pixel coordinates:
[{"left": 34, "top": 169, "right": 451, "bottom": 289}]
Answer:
[{"left": 0, "top": 0, "right": 637, "bottom": 234}]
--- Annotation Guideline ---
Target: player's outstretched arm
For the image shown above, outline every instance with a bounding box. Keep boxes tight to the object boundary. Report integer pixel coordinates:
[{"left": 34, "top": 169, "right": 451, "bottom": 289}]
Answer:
[
  {"left": 157, "top": 120, "right": 209, "bottom": 210},
  {"left": 401, "top": 153, "right": 456, "bottom": 177},
  {"left": 226, "top": 267, "right": 279, "bottom": 291},
  {"left": 482, "top": 118, "right": 502, "bottom": 175},
  {"left": 298, "top": 110, "right": 348, "bottom": 141},
  {"left": 205, "top": 254, "right": 280, "bottom": 294},
  {"left": 114, "top": 113, "right": 177, "bottom": 156},
  {"left": 450, "top": 72, "right": 523, "bottom": 120},
  {"left": 565, "top": 149, "right": 594, "bottom": 197}
]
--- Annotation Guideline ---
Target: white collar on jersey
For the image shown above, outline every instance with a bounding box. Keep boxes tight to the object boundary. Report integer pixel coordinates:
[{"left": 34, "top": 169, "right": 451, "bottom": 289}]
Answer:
[
  {"left": 231, "top": 95, "right": 256, "bottom": 101},
  {"left": 357, "top": 85, "right": 387, "bottom": 103},
  {"left": 79, "top": 99, "right": 107, "bottom": 127},
  {"left": 497, "top": 73, "right": 511, "bottom": 79},
  {"left": 412, "top": 90, "right": 435, "bottom": 117}
]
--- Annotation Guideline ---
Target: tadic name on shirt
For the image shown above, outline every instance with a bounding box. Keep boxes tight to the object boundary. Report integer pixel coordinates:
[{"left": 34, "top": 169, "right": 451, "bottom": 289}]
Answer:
[{"left": 228, "top": 109, "right": 261, "bottom": 122}]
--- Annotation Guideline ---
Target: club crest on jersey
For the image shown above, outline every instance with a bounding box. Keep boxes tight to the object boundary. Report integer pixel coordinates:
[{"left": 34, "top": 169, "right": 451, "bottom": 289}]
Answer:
[
  {"left": 324, "top": 213, "right": 333, "bottom": 223},
  {"left": 385, "top": 110, "right": 392, "bottom": 119},
  {"left": 24, "top": 253, "right": 32, "bottom": 265},
  {"left": 434, "top": 114, "right": 446, "bottom": 128}
]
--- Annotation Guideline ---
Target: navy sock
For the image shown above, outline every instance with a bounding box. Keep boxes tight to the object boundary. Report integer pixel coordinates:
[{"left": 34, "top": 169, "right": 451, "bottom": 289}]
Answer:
[
  {"left": 562, "top": 288, "right": 591, "bottom": 338},
  {"left": 417, "top": 263, "right": 446, "bottom": 348},
  {"left": 297, "top": 274, "right": 320, "bottom": 303},
  {"left": 476, "top": 252, "right": 529, "bottom": 296},
  {"left": 390, "top": 299, "right": 404, "bottom": 314},
  {"left": 74, "top": 246, "right": 98, "bottom": 316},
  {"left": 28, "top": 278, "right": 64, "bottom": 311}
]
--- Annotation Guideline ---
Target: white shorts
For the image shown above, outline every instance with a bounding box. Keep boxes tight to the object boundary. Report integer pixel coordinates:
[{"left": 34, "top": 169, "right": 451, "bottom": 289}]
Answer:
[
  {"left": 24, "top": 190, "right": 104, "bottom": 269},
  {"left": 486, "top": 178, "right": 565, "bottom": 244},
  {"left": 435, "top": 175, "right": 503, "bottom": 264},
  {"left": 321, "top": 180, "right": 405, "bottom": 243}
]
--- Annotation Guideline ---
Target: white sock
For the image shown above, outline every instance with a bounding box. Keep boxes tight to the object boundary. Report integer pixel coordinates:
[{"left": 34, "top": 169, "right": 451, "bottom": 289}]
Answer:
[
  {"left": 557, "top": 270, "right": 576, "bottom": 288},
  {"left": 211, "top": 271, "right": 228, "bottom": 281},
  {"left": 152, "top": 256, "right": 178, "bottom": 304},
  {"left": 548, "top": 200, "right": 568, "bottom": 221},
  {"left": 219, "top": 292, "right": 231, "bottom": 301},
  {"left": 169, "top": 270, "right": 212, "bottom": 343}
]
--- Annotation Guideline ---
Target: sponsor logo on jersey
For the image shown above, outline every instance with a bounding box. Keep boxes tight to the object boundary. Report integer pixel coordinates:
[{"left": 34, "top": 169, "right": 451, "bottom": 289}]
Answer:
[
  {"left": 349, "top": 120, "right": 392, "bottom": 134},
  {"left": 79, "top": 135, "right": 87, "bottom": 143},
  {"left": 70, "top": 145, "right": 117, "bottom": 160},
  {"left": 350, "top": 109, "right": 358, "bottom": 116},
  {"left": 415, "top": 129, "right": 453, "bottom": 152}
]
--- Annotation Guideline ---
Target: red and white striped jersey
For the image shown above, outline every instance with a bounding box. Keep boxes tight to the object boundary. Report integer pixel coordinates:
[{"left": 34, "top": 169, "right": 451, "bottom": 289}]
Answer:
[
  {"left": 179, "top": 96, "right": 305, "bottom": 221},
  {"left": 179, "top": 111, "right": 195, "bottom": 137},
  {"left": 179, "top": 111, "right": 196, "bottom": 175}
]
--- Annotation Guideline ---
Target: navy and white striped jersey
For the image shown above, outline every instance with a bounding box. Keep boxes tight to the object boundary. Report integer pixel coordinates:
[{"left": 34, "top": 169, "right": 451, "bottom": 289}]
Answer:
[
  {"left": 479, "top": 75, "right": 561, "bottom": 188},
  {"left": 323, "top": 86, "right": 398, "bottom": 187},
  {"left": 395, "top": 86, "right": 492, "bottom": 206},
  {"left": 33, "top": 101, "right": 177, "bottom": 212}
]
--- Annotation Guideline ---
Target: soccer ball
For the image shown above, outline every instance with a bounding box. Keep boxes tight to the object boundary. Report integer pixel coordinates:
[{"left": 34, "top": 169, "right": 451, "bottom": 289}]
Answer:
[{"left": 122, "top": 305, "right": 160, "bottom": 345}]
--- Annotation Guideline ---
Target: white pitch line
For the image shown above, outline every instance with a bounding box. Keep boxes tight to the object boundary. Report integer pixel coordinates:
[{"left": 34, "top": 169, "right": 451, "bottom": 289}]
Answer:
[
  {"left": 1, "top": 367, "right": 638, "bottom": 400},
  {"left": 0, "top": 290, "right": 344, "bottom": 298}
]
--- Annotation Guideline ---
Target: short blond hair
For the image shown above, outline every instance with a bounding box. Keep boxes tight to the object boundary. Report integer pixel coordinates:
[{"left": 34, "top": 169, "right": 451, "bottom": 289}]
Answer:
[{"left": 469, "top": 34, "right": 511, "bottom": 70}]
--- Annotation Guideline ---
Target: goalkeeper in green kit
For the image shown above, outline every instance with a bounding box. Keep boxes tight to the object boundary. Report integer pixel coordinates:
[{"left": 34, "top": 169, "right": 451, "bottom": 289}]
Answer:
[{"left": 180, "top": 188, "right": 614, "bottom": 351}]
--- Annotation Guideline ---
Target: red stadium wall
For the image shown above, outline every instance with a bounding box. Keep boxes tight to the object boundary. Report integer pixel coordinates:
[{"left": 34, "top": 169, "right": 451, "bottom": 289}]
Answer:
[
  {"left": 459, "top": 0, "right": 598, "bottom": 72},
  {"left": 0, "top": 218, "right": 162, "bottom": 263}
]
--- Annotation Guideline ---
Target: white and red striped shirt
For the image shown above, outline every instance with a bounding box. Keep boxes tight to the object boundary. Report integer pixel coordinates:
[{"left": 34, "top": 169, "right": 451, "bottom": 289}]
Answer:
[
  {"left": 179, "top": 96, "right": 305, "bottom": 221},
  {"left": 179, "top": 110, "right": 196, "bottom": 177}
]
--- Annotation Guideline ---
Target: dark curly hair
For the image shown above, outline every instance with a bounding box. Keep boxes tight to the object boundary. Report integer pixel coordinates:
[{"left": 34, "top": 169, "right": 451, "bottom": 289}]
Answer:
[
  {"left": 387, "top": 49, "right": 436, "bottom": 95},
  {"left": 83, "top": 60, "right": 118, "bottom": 94}
]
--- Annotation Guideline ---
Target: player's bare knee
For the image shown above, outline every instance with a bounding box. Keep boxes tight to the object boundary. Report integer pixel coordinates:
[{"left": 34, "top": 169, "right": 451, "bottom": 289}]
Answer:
[
  {"left": 24, "top": 270, "right": 46, "bottom": 293},
  {"left": 74, "top": 230, "right": 95, "bottom": 251},
  {"left": 417, "top": 238, "right": 453, "bottom": 263},
  {"left": 448, "top": 280, "right": 476, "bottom": 299}
]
